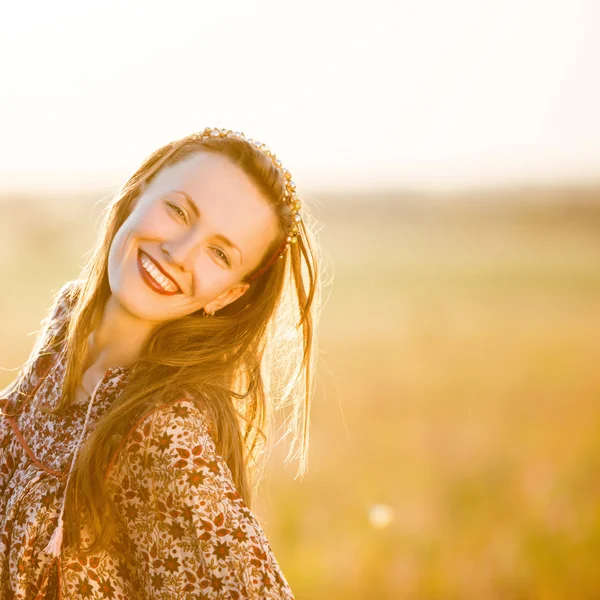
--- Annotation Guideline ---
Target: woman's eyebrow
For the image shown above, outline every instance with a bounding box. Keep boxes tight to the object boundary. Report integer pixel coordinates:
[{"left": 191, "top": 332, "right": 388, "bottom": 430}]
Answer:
[{"left": 172, "top": 190, "right": 243, "bottom": 264}]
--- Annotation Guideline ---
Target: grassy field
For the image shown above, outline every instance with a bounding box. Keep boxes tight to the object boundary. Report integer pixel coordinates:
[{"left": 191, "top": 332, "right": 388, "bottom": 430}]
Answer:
[{"left": 1, "top": 187, "right": 600, "bottom": 598}]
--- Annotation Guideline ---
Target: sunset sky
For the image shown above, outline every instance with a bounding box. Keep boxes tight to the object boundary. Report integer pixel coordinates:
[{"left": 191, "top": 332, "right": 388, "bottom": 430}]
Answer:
[{"left": 0, "top": 0, "right": 598, "bottom": 193}]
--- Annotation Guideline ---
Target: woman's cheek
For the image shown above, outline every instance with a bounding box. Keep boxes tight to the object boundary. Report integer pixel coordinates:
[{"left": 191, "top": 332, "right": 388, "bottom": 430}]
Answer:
[{"left": 192, "top": 256, "right": 226, "bottom": 295}]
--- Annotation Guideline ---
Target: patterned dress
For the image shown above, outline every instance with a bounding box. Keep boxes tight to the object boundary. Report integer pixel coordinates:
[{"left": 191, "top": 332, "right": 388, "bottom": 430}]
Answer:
[{"left": 0, "top": 281, "right": 295, "bottom": 599}]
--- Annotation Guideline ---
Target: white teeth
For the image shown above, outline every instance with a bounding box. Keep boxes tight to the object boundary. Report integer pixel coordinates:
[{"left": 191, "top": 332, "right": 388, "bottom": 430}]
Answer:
[{"left": 140, "top": 254, "right": 178, "bottom": 292}]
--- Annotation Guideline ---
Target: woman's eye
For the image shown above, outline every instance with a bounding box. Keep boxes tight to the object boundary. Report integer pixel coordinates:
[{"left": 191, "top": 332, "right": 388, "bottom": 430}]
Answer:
[
  {"left": 214, "top": 248, "right": 231, "bottom": 267},
  {"left": 167, "top": 202, "right": 188, "bottom": 224}
]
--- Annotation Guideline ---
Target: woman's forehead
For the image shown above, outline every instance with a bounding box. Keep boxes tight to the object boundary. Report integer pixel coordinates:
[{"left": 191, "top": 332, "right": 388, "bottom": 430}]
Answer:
[{"left": 152, "top": 152, "right": 260, "bottom": 207}]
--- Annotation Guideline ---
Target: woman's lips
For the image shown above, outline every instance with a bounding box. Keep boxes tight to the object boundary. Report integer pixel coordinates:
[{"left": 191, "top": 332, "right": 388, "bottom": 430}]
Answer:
[{"left": 137, "top": 248, "right": 182, "bottom": 296}]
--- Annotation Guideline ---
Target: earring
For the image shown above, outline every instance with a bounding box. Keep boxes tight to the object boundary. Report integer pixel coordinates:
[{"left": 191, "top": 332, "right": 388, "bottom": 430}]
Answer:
[{"left": 203, "top": 309, "right": 215, "bottom": 318}]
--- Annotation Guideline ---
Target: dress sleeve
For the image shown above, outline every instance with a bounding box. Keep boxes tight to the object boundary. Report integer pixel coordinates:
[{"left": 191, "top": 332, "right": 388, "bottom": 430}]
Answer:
[{"left": 106, "top": 398, "right": 296, "bottom": 600}]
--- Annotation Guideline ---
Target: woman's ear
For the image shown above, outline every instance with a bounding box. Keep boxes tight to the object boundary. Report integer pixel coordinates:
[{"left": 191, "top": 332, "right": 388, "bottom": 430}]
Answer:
[{"left": 204, "top": 282, "right": 250, "bottom": 314}]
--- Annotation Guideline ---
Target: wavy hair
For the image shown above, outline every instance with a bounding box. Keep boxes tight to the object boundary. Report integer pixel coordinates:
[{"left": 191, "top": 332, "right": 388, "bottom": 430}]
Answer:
[{"left": 35, "top": 132, "right": 322, "bottom": 558}]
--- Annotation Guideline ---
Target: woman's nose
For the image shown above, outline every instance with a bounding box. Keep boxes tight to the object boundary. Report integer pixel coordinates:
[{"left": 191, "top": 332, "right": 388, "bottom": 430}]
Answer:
[{"left": 160, "top": 238, "right": 197, "bottom": 272}]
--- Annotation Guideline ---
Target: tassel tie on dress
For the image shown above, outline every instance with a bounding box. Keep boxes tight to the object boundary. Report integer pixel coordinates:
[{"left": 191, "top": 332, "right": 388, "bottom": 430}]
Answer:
[{"left": 44, "top": 377, "right": 104, "bottom": 557}]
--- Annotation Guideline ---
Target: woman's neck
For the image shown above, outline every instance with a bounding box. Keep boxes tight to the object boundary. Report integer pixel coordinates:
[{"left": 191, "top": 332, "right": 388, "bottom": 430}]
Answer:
[{"left": 84, "top": 294, "right": 157, "bottom": 372}]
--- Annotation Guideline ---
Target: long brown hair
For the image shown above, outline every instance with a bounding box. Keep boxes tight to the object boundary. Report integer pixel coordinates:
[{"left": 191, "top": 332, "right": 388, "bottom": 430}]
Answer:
[{"left": 36, "top": 132, "right": 322, "bottom": 558}]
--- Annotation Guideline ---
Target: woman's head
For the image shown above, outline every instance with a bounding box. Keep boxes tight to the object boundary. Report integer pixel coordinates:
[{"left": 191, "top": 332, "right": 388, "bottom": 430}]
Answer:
[
  {"left": 105, "top": 131, "right": 303, "bottom": 324},
  {"left": 107, "top": 149, "right": 281, "bottom": 323},
  {"left": 41, "top": 129, "right": 322, "bottom": 558}
]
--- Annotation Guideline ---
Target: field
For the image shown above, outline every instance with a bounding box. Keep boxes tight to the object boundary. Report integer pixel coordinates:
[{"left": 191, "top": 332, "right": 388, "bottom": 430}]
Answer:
[{"left": 1, "top": 186, "right": 600, "bottom": 598}]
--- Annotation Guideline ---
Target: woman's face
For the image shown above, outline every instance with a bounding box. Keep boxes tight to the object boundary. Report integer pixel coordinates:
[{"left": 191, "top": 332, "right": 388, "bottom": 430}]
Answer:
[{"left": 107, "top": 150, "right": 280, "bottom": 322}]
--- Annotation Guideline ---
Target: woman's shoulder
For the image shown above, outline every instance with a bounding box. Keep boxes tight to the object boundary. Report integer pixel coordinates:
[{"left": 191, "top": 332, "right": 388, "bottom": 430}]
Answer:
[
  {"left": 47, "top": 278, "right": 79, "bottom": 326},
  {"left": 147, "top": 394, "right": 215, "bottom": 440},
  {"left": 136, "top": 393, "right": 215, "bottom": 438},
  {"left": 105, "top": 395, "right": 219, "bottom": 477},
  {"left": 32, "top": 278, "right": 79, "bottom": 347}
]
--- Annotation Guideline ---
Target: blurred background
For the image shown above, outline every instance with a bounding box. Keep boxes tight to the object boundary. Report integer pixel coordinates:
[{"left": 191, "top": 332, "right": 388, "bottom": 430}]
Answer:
[{"left": 1, "top": 1, "right": 599, "bottom": 598}]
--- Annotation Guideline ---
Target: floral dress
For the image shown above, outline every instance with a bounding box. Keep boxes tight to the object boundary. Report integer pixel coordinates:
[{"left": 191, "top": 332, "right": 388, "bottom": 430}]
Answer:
[{"left": 0, "top": 281, "right": 295, "bottom": 599}]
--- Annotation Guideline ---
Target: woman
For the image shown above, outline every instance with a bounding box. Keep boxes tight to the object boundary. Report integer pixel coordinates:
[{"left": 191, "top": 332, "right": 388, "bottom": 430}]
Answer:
[{"left": 0, "top": 127, "right": 321, "bottom": 599}]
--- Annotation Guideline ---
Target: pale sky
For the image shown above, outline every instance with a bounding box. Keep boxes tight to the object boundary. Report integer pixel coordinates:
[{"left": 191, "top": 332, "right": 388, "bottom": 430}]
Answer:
[{"left": 0, "top": 0, "right": 598, "bottom": 193}]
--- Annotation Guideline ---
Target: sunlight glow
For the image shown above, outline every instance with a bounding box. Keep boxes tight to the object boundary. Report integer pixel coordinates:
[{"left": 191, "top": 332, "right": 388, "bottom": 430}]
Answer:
[{"left": 0, "top": 0, "right": 598, "bottom": 193}]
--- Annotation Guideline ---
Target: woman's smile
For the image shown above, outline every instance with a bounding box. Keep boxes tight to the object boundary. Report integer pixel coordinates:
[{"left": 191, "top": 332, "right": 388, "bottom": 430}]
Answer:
[{"left": 137, "top": 248, "right": 183, "bottom": 295}]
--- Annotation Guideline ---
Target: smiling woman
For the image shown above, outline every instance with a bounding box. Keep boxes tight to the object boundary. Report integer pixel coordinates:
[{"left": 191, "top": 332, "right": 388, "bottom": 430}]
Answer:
[
  {"left": 0, "top": 128, "right": 321, "bottom": 599},
  {"left": 105, "top": 149, "right": 283, "bottom": 323}
]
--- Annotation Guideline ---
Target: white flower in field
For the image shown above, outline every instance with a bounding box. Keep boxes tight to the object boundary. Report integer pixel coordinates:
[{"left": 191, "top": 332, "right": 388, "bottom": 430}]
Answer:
[{"left": 368, "top": 504, "right": 394, "bottom": 529}]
